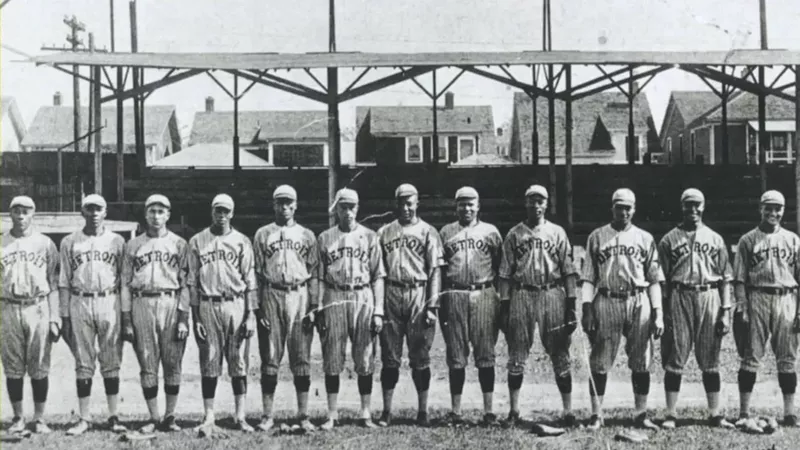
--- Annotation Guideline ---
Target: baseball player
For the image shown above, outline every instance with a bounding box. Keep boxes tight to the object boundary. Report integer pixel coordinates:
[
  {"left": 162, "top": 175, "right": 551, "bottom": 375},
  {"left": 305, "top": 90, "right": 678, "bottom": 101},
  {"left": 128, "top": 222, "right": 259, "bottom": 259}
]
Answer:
[
  {"left": 376, "top": 183, "right": 445, "bottom": 428},
  {"left": 253, "top": 185, "right": 318, "bottom": 433},
  {"left": 307, "top": 188, "right": 385, "bottom": 430},
  {"left": 733, "top": 190, "right": 800, "bottom": 427},
  {"left": 59, "top": 194, "right": 127, "bottom": 436},
  {"left": 1, "top": 196, "right": 60, "bottom": 434},
  {"left": 658, "top": 188, "right": 734, "bottom": 429},
  {"left": 439, "top": 186, "right": 503, "bottom": 426},
  {"left": 498, "top": 185, "right": 578, "bottom": 428},
  {"left": 580, "top": 188, "right": 664, "bottom": 431},
  {"left": 120, "top": 194, "right": 189, "bottom": 433},
  {"left": 187, "top": 194, "right": 258, "bottom": 434}
]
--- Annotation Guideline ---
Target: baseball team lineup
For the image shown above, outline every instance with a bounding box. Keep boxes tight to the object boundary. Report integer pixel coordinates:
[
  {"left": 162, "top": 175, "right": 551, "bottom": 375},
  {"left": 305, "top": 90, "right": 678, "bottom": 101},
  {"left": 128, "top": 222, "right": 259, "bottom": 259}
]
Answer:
[{"left": 3, "top": 179, "right": 800, "bottom": 439}]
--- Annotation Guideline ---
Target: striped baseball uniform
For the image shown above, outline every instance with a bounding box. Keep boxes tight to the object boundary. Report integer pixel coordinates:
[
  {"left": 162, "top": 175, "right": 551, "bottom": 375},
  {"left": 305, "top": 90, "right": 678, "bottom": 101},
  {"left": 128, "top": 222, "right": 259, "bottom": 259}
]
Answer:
[
  {"left": 1, "top": 231, "right": 59, "bottom": 379},
  {"left": 187, "top": 227, "right": 258, "bottom": 378},
  {"left": 377, "top": 219, "right": 445, "bottom": 370},
  {"left": 581, "top": 224, "right": 665, "bottom": 373},
  {"left": 58, "top": 229, "right": 125, "bottom": 379},
  {"left": 734, "top": 226, "right": 800, "bottom": 373},
  {"left": 253, "top": 222, "right": 318, "bottom": 377},
  {"left": 659, "top": 225, "right": 732, "bottom": 374},
  {"left": 317, "top": 223, "right": 385, "bottom": 376},
  {"left": 499, "top": 220, "right": 577, "bottom": 377},
  {"left": 121, "top": 231, "right": 190, "bottom": 388},
  {"left": 439, "top": 220, "right": 503, "bottom": 370}
]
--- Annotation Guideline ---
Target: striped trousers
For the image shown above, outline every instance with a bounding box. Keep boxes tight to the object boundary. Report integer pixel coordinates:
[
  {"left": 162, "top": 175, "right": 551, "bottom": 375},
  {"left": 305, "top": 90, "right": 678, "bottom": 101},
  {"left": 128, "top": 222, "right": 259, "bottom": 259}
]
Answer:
[
  {"left": 590, "top": 291, "right": 653, "bottom": 374},
  {"left": 441, "top": 286, "right": 500, "bottom": 370},
  {"left": 131, "top": 293, "right": 187, "bottom": 387},
  {"left": 740, "top": 290, "right": 800, "bottom": 374},
  {"left": 661, "top": 288, "right": 722, "bottom": 374}
]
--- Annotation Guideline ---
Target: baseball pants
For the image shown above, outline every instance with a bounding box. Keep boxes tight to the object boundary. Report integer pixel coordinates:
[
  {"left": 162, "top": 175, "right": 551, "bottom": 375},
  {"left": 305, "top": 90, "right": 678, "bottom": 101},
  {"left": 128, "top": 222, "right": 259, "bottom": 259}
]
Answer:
[
  {"left": 590, "top": 291, "right": 653, "bottom": 374},
  {"left": 507, "top": 286, "right": 571, "bottom": 377},
  {"left": 320, "top": 288, "right": 377, "bottom": 376},
  {"left": 741, "top": 290, "right": 800, "bottom": 374},
  {"left": 380, "top": 283, "right": 435, "bottom": 370},
  {"left": 441, "top": 286, "right": 500, "bottom": 370},
  {"left": 661, "top": 288, "right": 722, "bottom": 374},
  {"left": 68, "top": 293, "right": 122, "bottom": 379},
  {"left": 197, "top": 297, "right": 250, "bottom": 378},
  {"left": 131, "top": 293, "right": 187, "bottom": 388},
  {"left": 258, "top": 285, "right": 312, "bottom": 377},
  {"left": 1, "top": 299, "right": 52, "bottom": 379}
]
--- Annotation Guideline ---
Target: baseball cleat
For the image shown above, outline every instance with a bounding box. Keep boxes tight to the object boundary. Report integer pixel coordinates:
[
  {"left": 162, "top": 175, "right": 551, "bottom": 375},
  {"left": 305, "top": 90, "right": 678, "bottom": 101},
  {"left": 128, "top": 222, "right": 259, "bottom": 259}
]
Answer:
[
  {"left": 196, "top": 424, "right": 214, "bottom": 438},
  {"left": 562, "top": 413, "right": 577, "bottom": 428},
  {"left": 737, "top": 417, "right": 763, "bottom": 434},
  {"left": 481, "top": 413, "right": 500, "bottom": 427},
  {"left": 30, "top": 419, "right": 52, "bottom": 434},
  {"left": 443, "top": 412, "right": 466, "bottom": 428},
  {"left": 138, "top": 421, "right": 157, "bottom": 434},
  {"left": 634, "top": 413, "right": 660, "bottom": 431},
  {"left": 784, "top": 414, "right": 799, "bottom": 427},
  {"left": 8, "top": 417, "right": 25, "bottom": 434},
  {"left": 234, "top": 419, "right": 254, "bottom": 433},
  {"left": 108, "top": 415, "right": 127, "bottom": 433},
  {"left": 160, "top": 415, "right": 181, "bottom": 432},
  {"left": 661, "top": 415, "right": 677, "bottom": 430},
  {"left": 709, "top": 416, "right": 735, "bottom": 429},
  {"left": 256, "top": 416, "right": 274, "bottom": 432},
  {"left": 298, "top": 415, "right": 316, "bottom": 432},
  {"left": 357, "top": 418, "right": 378, "bottom": 429},
  {"left": 501, "top": 411, "right": 522, "bottom": 429},
  {"left": 587, "top": 414, "right": 604, "bottom": 430},
  {"left": 416, "top": 411, "right": 430, "bottom": 428},
  {"left": 66, "top": 419, "right": 90, "bottom": 436},
  {"left": 377, "top": 411, "right": 391, "bottom": 427},
  {"left": 319, "top": 418, "right": 337, "bottom": 431}
]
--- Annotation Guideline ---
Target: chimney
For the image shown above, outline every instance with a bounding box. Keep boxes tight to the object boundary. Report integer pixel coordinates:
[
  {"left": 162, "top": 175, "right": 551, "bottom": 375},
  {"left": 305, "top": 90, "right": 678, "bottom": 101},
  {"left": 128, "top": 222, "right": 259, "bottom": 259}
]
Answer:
[
  {"left": 53, "top": 91, "right": 62, "bottom": 106},
  {"left": 444, "top": 92, "right": 454, "bottom": 110},
  {"left": 205, "top": 96, "right": 215, "bottom": 112}
]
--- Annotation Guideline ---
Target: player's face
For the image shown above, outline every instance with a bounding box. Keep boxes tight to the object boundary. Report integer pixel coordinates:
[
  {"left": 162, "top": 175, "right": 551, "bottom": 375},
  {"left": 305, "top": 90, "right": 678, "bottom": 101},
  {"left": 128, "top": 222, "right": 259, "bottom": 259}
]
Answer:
[
  {"left": 611, "top": 203, "right": 634, "bottom": 225},
  {"left": 525, "top": 195, "right": 547, "bottom": 221},
  {"left": 456, "top": 198, "right": 479, "bottom": 223},
  {"left": 681, "top": 200, "right": 704, "bottom": 224},
  {"left": 336, "top": 202, "right": 358, "bottom": 225},
  {"left": 10, "top": 206, "right": 33, "bottom": 231},
  {"left": 146, "top": 205, "right": 170, "bottom": 229},
  {"left": 397, "top": 195, "right": 418, "bottom": 222},
  {"left": 212, "top": 206, "right": 233, "bottom": 228},
  {"left": 760, "top": 204, "right": 783, "bottom": 226},
  {"left": 82, "top": 204, "right": 107, "bottom": 228},
  {"left": 274, "top": 198, "right": 296, "bottom": 221}
]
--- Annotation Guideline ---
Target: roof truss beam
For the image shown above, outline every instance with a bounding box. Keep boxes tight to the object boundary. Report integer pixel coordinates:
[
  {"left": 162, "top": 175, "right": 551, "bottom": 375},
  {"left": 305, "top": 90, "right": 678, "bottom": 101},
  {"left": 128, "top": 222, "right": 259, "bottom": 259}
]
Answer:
[
  {"left": 226, "top": 70, "right": 328, "bottom": 103},
  {"left": 460, "top": 66, "right": 557, "bottom": 99},
  {"left": 338, "top": 66, "right": 435, "bottom": 103},
  {"left": 681, "top": 65, "right": 796, "bottom": 102},
  {"left": 100, "top": 68, "right": 205, "bottom": 103},
  {"left": 570, "top": 65, "right": 669, "bottom": 101}
]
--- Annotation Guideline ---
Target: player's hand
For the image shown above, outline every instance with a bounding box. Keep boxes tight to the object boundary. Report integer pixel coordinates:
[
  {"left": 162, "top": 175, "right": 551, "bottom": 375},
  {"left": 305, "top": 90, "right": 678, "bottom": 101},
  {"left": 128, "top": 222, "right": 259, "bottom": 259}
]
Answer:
[
  {"left": 194, "top": 320, "right": 208, "bottom": 344},
  {"left": 425, "top": 308, "right": 438, "bottom": 328},
  {"left": 651, "top": 311, "right": 665, "bottom": 339},
  {"left": 61, "top": 317, "right": 72, "bottom": 347},
  {"left": 793, "top": 314, "right": 800, "bottom": 334},
  {"left": 175, "top": 310, "right": 190, "bottom": 341},
  {"left": 302, "top": 309, "right": 316, "bottom": 332},
  {"left": 564, "top": 304, "right": 578, "bottom": 336},
  {"left": 371, "top": 315, "right": 384, "bottom": 335},
  {"left": 581, "top": 303, "right": 597, "bottom": 344},
  {"left": 122, "top": 323, "right": 135, "bottom": 343},
  {"left": 255, "top": 309, "right": 270, "bottom": 333},
  {"left": 715, "top": 308, "right": 731, "bottom": 337},
  {"left": 48, "top": 322, "right": 61, "bottom": 343},
  {"left": 240, "top": 314, "right": 256, "bottom": 340},
  {"left": 314, "top": 310, "right": 327, "bottom": 335}
]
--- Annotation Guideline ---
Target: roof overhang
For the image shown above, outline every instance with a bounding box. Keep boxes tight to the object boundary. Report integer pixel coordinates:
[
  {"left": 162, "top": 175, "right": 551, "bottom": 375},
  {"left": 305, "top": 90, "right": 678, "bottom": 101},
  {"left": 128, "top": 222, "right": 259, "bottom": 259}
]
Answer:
[
  {"left": 22, "top": 50, "right": 800, "bottom": 71},
  {"left": 747, "top": 120, "right": 797, "bottom": 132}
]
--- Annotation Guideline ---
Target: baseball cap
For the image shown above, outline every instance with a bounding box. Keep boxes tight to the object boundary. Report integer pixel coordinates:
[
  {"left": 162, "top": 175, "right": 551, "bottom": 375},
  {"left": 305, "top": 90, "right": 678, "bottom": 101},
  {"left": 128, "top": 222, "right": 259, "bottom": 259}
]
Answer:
[
  {"left": 211, "top": 194, "right": 235, "bottom": 210},
  {"left": 82, "top": 194, "right": 107, "bottom": 209},
  {"left": 334, "top": 188, "right": 359, "bottom": 204},
  {"left": 680, "top": 188, "right": 705, "bottom": 204},
  {"left": 10, "top": 196, "right": 35, "bottom": 209},
  {"left": 145, "top": 194, "right": 171, "bottom": 209},
  {"left": 760, "top": 190, "right": 785, "bottom": 206},
  {"left": 395, "top": 183, "right": 418, "bottom": 198},
  {"left": 455, "top": 186, "right": 479, "bottom": 200},
  {"left": 525, "top": 184, "right": 548, "bottom": 199},
  {"left": 612, "top": 188, "right": 636, "bottom": 206},
  {"left": 273, "top": 185, "right": 297, "bottom": 201}
]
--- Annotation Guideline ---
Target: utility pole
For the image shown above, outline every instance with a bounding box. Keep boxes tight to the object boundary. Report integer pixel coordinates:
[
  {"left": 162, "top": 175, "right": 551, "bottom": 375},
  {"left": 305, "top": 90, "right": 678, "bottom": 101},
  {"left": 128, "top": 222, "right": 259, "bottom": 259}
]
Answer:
[
  {"left": 758, "top": 0, "right": 768, "bottom": 192},
  {"left": 89, "top": 33, "right": 103, "bottom": 195},
  {"left": 111, "top": 0, "right": 125, "bottom": 205},
  {"left": 327, "top": 0, "right": 340, "bottom": 226}
]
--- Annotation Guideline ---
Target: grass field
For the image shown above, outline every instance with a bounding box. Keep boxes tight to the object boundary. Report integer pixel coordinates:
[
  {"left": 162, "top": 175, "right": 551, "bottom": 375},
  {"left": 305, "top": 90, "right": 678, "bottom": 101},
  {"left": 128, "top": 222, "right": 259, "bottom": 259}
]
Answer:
[{"left": 2, "top": 315, "right": 800, "bottom": 449}]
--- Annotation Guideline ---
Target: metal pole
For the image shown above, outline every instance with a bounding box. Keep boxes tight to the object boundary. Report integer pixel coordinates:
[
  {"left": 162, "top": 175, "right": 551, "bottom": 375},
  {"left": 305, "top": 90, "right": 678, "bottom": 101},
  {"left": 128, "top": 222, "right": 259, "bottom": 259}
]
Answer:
[
  {"left": 532, "top": 67, "right": 539, "bottom": 167},
  {"left": 233, "top": 74, "right": 240, "bottom": 172},
  {"left": 794, "top": 65, "right": 799, "bottom": 234},
  {"left": 758, "top": 66, "right": 768, "bottom": 192},
  {"left": 565, "top": 65, "right": 573, "bottom": 235},
  {"left": 90, "top": 33, "right": 102, "bottom": 195},
  {"left": 547, "top": 64, "right": 556, "bottom": 216},
  {"left": 759, "top": 0, "right": 768, "bottom": 50},
  {"left": 432, "top": 70, "right": 438, "bottom": 165},
  {"left": 628, "top": 68, "right": 636, "bottom": 165},
  {"left": 327, "top": 0, "right": 339, "bottom": 226},
  {"left": 130, "top": 1, "right": 144, "bottom": 175},
  {"left": 721, "top": 90, "right": 729, "bottom": 164}
]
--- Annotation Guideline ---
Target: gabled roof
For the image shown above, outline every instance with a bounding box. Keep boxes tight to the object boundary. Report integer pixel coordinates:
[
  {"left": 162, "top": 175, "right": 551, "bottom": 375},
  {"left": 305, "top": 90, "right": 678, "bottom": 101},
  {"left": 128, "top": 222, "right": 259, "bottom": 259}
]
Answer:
[
  {"left": 153, "top": 143, "right": 271, "bottom": 168},
  {"left": 512, "top": 91, "right": 653, "bottom": 157},
  {"left": 189, "top": 110, "right": 329, "bottom": 145},
  {"left": 356, "top": 105, "right": 494, "bottom": 135},
  {"left": 0, "top": 97, "right": 27, "bottom": 142},
  {"left": 21, "top": 105, "right": 176, "bottom": 150},
  {"left": 705, "top": 91, "right": 797, "bottom": 121},
  {"left": 660, "top": 91, "right": 721, "bottom": 134}
]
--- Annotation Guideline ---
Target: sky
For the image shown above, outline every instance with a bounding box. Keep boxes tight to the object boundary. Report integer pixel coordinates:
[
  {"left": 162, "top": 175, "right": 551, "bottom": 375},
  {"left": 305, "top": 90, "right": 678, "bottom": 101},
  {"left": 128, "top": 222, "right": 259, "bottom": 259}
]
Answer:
[{"left": 2, "top": 0, "right": 800, "bottom": 144}]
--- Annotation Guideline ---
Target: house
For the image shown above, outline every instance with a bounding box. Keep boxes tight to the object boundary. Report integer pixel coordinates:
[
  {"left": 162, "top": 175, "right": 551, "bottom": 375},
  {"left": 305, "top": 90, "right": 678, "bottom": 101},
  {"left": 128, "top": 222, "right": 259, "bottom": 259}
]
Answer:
[
  {"left": 152, "top": 142, "right": 272, "bottom": 169},
  {"left": 355, "top": 92, "right": 496, "bottom": 165},
  {"left": 509, "top": 90, "right": 660, "bottom": 165},
  {"left": 189, "top": 97, "right": 329, "bottom": 167},
  {"left": 20, "top": 92, "right": 180, "bottom": 166},
  {"left": 661, "top": 90, "right": 797, "bottom": 165},
  {"left": 1, "top": 96, "right": 27, "bottom": 154}
]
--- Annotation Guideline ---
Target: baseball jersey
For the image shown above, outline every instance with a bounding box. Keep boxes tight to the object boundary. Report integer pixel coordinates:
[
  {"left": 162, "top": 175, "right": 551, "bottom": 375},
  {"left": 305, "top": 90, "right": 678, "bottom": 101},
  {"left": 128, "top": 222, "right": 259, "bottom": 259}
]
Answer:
[
  {"left": 253, "top": 223, "right": 318, "bottom": 285},
  {"left": 499, "top": 220, "right": 577, "bottom": 285},
  {"left": 439, "top": 220, "right": 502, "bottom": 285},
  {"left": 581, "top": 224, "right": 665, "bottom": 290},
  {"left": 317, "top": 223, "right": 385, "bottom": 286},
  {"left": 1, "top": 231, "right": 59, "bottom": 299},
  {"left": 187, "top": 227, "right": 258, "bottom": 308},
  {"left": 378, "top": 219, "right": 445, "bottom": 282},
  {"left": 121, "top": 230, "right": 190, "bottom": 309},
  {"left": 58, "top": 228, "right": 125, "bottom": 294},
  {"left": 658, "top": 225, "right": 733, "bottom": 285},
  {"left": 733, "top": 226, "right": 800, "bottom": 287}
]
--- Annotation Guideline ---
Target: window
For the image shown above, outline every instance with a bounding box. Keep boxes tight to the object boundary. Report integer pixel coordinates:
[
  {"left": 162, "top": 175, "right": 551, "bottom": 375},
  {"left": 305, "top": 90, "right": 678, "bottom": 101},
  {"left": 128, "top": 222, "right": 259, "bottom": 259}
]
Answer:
[
  {"left": 767, "top": 132, "right": 790, "bottom": 164},
  {"left": 433, "top": 135, "right": 448, "bottom": 162},
  {"left": 458, "top": 137, "right": 476, "bottom": 161},
  {"left": 405, "top": 136, "right": 423, "bottom": 163},
  {"left": 272, "top": 143, "right": 325, "bottom": 166}
]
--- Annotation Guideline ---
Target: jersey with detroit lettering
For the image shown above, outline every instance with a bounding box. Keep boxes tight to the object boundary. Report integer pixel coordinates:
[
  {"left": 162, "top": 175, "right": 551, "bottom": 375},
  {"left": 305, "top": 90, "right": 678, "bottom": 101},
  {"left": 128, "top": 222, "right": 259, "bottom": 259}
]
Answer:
[
  {"left": 499, "top": 220, "right": 577, "bottom": 285},
  {"left": 122, "top": 231, "right": 189, "bottom": 292},
  {"left": 733, "top": 226, "right": 800, "bottom": 288},
  {"left": 439, "top": 221, "right": 502, "bottom": 285},
  {"left": 317, "top": 223, "right": 385, "bottom": 286},
  {"left": 58, "top": 229, "right": 125, "bottom": 292},
  {"left": 378, "top": 219, "right": 445, "bottom": 282},
  {"left": 253, "top": 222, "right": 318, "bottom": 285},
  {"left": 581, "top": 224, "right": 664, "bottom": 290},
  {"left": 1, "top": 231, "right": 59, "bottom": 298},
  {"left": 658, "top": 225, "right": 732, "bottom": 284},
  {"left": 187, "top": 228, "right": 258, "bottom": 303}
]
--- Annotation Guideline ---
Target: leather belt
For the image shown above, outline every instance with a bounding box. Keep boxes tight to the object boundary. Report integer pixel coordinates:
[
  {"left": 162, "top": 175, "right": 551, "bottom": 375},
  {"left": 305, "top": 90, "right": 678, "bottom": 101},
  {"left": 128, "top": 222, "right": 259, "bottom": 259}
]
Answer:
[
  {"left": 133, "top": 290, "right": 177, "bottom": 298},
  {"left": 598, "top": 287, "right": 646, "bottom": 299},
  {"left": 447, "top": 281, "right": 494, "bottom": 291},
  {"left": 201, "top": 294, "right": 238, "bottom": 303},
  {"left": 517, "top": 282, "right": 561, "bottom": 292},
  {"left": 71, "top": 289, "right": 116, "bottom": 298},
  {"left": 326, "top": 282, "right": 370, "bottom": 292},
  {"left": 747, "top": 286, "right": 799, "bottom": 296},
  {"left": 674, "top": 282, "right": 720, "bottom": 292},
  {"left": 267, "top": 281, "right": 308, "bottom": 292},
  {"left": 387, "top": 279, "right": 427, "bottom": 289},
  {"left": 2, "top": 295, "right": 47, "bottom": 306}
]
